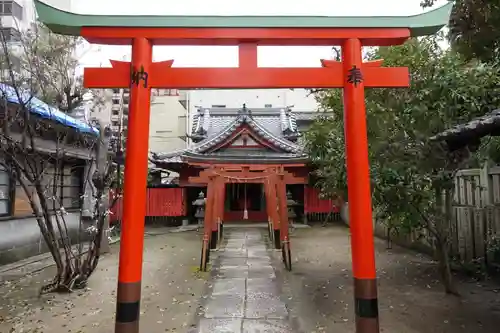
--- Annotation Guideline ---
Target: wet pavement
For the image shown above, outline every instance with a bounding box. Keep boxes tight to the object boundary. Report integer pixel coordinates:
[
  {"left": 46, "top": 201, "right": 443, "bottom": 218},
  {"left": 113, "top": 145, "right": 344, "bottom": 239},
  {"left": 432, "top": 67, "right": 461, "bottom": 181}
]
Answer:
[{"left": 194, "top": 228, "right": 294, "bottom": 333}]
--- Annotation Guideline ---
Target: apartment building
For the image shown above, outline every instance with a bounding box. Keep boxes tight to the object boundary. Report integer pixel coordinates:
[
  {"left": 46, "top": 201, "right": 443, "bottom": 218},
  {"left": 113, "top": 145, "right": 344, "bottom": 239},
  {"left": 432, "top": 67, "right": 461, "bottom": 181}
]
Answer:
[
  {"left": 0, "top": 0, "right": 36, "bottom": 39},
  {"left": 0, "top": 0, "right": 36, "bottom": 75},
  {"left": 90, "top": 88, "right": 189, "bottom": 155},
  {"left": 109, "top": 88, "right": 130, "bottom": 134},
  {"left": 149, "top": 89, "right": 189, "bottom": 154}
]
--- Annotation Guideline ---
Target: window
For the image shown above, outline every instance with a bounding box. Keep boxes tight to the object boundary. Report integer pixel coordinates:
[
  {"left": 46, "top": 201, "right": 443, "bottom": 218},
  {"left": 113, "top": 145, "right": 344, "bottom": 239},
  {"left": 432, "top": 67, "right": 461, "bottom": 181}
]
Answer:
[
  {"left": 112, "top": 88, "right": 120, "bottom": 94},
  {"left": 6, "top": 53, "right": 21, "bottom": 72},
  {"left": 0, "top": 1, "right": 23, "bottom": 20},
  {"left": 14, "top": 176, "right": 35, "bottom": 217},
  {"left": 0, "top": 163, "right": 10, "bottom": 216},
  {"left": 60, "top": 166, "right": 83, "bottom": 209},
  {"left": 112, "top": 121, "right": 119, "bottom": 127},
  {"left": 39, "top": 164, "right": 83, "bottom": 210},
  {"left": 157, "top": 89, "right": 179, "bottom": 96},
  {"left": 112, "top": 109, "right": 120, "bottom": 116},
  {"left": 13, "top": 162, "right": 83, "bottom": 216},
  {"left": 112, "top": 99, "right": 120, "bottom": 105},
  {"left": 0, "top": 27, "right": 20, "bottom": 42},
  {"left": 0, "top": 1, "right": 11, "bottom": 15}
]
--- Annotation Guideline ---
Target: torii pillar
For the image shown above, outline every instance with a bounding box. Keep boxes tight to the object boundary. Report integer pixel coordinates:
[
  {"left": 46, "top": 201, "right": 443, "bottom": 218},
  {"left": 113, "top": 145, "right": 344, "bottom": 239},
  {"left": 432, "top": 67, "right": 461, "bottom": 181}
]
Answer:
[
  {"left": 114, "top": 38, "right": 152, "bottom": 333},
  {"left": 343, "top": 39, "right": 379, "bottom": 332}
]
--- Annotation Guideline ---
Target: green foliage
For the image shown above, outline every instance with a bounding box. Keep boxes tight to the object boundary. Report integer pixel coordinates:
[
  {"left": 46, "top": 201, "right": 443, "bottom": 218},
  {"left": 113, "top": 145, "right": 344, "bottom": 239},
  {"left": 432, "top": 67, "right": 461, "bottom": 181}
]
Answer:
[
  {"left": 306, "top": 35, "right": 500, "bottom": 237},
  {"left": 421, "top": 0, "right": 500, "bottom": 62},
  {"left": 304, "top": 115, "right": 347, "bottom": 199}
]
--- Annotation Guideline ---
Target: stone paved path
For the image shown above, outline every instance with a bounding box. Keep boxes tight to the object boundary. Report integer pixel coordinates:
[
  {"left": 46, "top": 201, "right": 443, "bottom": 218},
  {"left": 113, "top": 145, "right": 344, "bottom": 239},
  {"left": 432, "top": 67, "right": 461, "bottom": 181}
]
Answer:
[{"left": 194, "top": 228, "right": 294, "bottom": 333}]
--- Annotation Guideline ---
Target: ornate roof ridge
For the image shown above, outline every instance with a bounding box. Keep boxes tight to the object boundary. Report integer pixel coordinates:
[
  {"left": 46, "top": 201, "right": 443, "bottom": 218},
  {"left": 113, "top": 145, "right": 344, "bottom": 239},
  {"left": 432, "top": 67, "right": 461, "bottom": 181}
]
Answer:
[{"left": 194, "top": 111, "right": 301, "bottom": 153}]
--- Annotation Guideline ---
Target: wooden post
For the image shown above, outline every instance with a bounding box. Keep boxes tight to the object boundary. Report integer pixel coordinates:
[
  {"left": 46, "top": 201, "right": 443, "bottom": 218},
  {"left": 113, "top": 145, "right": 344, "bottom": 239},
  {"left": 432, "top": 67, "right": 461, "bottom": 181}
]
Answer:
[
  {"left": 343, "top": 38, "right": 379, "bottom": 333},
  {"left": 480, "top": 162, "right": 492, "bottom": 206},
  {"left": 277, "top": 175, "right": 291, "bottom": 270},
  {"left": 268, "top": 176, "right": 281, "bottom": 249},
  {"left": 211, "top": 176, "right": 224, "bottom": 248},
  {"left": 115, "top": 37, "right": 152, "bottom": 333},
  {"left": 200, "top": 176, "right": 215, "bottom": 271},
  {"left": 264, "top": 179, "right": 274, "bottom": 243},
  {"left": 479, "top": 162, "right": 494, "bottom": 264},
  {"left": 277, "top": 176, "right": 289, "bottom": 243},
  {"left": 219, "top": 178, "right": 226, "bottom": 243},
  {"left": 210, "top": 177, "right": 220, "bottom": 250}
]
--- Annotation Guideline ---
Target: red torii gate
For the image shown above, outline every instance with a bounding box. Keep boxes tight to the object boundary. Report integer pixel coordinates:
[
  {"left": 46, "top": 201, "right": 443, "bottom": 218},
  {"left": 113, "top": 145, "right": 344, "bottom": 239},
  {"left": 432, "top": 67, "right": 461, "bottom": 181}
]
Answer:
[
  {"left": 189, "top": 165, "right": 307, "bottom": 271},
  {"left": 34, "top": 1, "right": 452, "bottom": 332}
]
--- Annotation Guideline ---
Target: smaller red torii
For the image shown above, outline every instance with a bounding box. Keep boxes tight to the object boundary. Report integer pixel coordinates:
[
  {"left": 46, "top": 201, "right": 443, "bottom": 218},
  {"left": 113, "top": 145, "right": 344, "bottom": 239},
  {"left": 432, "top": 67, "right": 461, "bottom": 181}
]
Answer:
[{"left": 189, "top": 166, "right": 295, "bottom": 271}]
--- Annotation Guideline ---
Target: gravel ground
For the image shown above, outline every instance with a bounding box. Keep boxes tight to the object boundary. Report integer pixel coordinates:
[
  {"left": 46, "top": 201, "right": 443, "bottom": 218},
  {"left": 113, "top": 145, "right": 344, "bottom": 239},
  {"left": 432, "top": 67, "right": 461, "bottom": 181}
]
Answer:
[
  {"left": 0, "top": 231, "right": 208, "bottom": 333},
  {"left": 278, "top": 224, "right": 500, "bottom": 333}
]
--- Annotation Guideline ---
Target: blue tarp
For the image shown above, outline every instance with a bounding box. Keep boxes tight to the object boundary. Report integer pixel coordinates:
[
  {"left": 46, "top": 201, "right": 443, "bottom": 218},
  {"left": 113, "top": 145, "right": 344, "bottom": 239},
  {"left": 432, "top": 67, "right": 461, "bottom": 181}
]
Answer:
[{"left": 0, "top": 83, "right": 99, "bottom": 135}]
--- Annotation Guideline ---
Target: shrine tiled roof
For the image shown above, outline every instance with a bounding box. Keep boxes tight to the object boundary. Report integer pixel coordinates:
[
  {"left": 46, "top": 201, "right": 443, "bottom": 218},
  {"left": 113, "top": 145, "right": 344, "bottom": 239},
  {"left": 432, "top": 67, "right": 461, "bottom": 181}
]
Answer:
[
  {"left": 150, "top": 105, "right": 307, "bottom": 165},
  {"left": 431, "top": 110, "right": 500, "bottom": 151},
  {"left": 190, "top": 106, "right": 299, "bottom": 142}
]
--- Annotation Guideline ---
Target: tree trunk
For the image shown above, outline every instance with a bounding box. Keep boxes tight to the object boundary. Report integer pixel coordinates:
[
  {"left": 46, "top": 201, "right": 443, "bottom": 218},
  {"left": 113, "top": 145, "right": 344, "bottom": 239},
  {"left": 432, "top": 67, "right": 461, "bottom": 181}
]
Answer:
[
  {"left": 435, "top": 237, "right": 459, "bottom": 296},
  {"left": 99, "top": 214, "right": 110, "bottom": 254},
  {"left": 95, "top": 124, "right": 110, "bottom": 254},
  {"left": 432, "top": 186, "right": 459, "bottom": 296}
]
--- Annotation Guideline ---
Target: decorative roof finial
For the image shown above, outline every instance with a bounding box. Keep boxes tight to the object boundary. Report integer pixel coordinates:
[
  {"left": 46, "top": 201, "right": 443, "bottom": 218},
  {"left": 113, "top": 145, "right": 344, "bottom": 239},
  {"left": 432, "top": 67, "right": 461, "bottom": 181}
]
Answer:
[{"left": 239, "top": 103, "right": 251, "bottom": 115}]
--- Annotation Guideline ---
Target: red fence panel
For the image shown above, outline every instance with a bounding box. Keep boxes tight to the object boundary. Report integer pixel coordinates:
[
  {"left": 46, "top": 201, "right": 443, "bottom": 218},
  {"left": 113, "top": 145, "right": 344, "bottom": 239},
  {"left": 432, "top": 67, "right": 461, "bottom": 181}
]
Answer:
[
  {"left": 304, "top": 187, "right": 340, "bottom": 213},
  {"left": 146, "top": 188, "right": 186, "bottom": 216},
  {"left": 109, "top": 187, "right": 186, "bottom": 223}
]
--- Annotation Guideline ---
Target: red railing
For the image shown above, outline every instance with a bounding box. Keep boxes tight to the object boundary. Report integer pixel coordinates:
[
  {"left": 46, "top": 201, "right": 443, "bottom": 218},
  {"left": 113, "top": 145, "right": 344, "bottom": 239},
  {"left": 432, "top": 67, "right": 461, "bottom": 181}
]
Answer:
[{"left": 110, "top": 187, "right": 186, "bottom": 223}]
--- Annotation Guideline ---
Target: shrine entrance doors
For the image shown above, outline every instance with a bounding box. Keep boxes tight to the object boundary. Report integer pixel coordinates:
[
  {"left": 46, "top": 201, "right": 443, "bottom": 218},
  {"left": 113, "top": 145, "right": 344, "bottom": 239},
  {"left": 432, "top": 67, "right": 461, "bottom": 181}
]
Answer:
[{"left": 224, "top": 183, "right": 267, "bottom": 223}]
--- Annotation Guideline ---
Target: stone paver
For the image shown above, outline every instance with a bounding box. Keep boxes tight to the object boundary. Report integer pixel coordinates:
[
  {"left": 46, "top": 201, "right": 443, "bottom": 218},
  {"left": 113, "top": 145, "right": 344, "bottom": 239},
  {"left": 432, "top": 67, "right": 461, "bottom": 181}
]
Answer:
[{"left": 194, "top": 228, "right": 294, "bottom": 333}]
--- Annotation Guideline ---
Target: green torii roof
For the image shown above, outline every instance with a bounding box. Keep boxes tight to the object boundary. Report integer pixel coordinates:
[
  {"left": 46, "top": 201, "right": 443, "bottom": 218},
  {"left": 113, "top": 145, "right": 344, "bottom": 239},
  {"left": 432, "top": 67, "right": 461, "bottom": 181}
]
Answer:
[{"left": 35, "top": 0, "right": 453, "bottom": 37}]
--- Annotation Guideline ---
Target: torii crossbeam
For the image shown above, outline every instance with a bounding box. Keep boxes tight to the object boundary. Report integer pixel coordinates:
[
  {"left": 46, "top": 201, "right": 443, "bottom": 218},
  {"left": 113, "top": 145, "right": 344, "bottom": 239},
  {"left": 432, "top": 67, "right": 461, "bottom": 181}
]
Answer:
[
  {"left": 34, "top": 1, "right": 453, "bottom": 332},
  {"left": 83, "top": 44, "right": 409, "bottom": 89}
]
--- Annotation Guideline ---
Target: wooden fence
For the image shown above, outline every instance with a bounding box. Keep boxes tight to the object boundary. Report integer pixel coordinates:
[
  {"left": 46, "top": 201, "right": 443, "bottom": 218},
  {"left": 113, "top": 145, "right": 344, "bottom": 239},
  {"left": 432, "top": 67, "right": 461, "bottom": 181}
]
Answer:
[
  {"left": 451, "top": 165, "right": 500, "bottom": 265},
  {"left": 374, "top": 164, "right": 500, "bottom": 267}
]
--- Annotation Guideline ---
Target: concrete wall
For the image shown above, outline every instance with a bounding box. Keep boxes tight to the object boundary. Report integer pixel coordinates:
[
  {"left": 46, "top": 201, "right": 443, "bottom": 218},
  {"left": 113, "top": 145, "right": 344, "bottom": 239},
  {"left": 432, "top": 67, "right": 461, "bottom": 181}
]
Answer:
[
  {"left": 149, "top": 94, "right": 188, "bottom": 154},
  {"left": 0, "top": 158, "right": 96, "bottom": 266},
  {"left": 0, "top": 212, "right": 89, "bottom": 265}
]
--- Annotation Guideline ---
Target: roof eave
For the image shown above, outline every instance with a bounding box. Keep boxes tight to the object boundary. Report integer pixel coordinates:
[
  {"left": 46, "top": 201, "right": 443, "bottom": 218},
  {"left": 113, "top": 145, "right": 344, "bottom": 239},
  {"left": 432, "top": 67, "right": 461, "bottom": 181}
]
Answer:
[
  {"left": 35, "top": 0, "right": 452, "bottom": 38},
  {"left": 184, "top": 155, "right": 309, "bottom": 164}
]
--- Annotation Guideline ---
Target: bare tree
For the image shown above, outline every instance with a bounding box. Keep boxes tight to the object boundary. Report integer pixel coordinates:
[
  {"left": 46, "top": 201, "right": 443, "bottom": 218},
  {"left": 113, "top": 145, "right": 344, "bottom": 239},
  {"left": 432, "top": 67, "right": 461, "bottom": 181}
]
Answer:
[{"left": 0, "top": 21, "right": 117, "bottom": 293}]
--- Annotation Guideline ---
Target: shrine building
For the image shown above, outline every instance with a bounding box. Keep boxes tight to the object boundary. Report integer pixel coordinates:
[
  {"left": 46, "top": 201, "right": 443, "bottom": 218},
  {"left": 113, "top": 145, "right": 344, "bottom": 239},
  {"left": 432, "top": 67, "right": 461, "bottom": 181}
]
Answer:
[{"left": 149, "top": 105, "right": 335, "bottom": 223}]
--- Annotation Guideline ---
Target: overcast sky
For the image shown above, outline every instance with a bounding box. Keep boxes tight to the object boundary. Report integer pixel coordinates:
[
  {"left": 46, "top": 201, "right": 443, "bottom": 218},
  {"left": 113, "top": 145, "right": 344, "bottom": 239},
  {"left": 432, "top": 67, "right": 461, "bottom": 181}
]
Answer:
[{"left": 46, "top": 0, "right": 449, "bottom": 70}]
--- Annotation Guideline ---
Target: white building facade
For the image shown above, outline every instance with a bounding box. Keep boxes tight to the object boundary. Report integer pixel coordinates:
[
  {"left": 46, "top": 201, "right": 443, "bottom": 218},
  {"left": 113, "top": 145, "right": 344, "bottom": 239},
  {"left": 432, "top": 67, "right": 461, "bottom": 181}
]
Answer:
[
  {"left": 0, "top": 0, "right": 36, "bottom": 36},
  {"left": 149, "top": 89, "right": 188, "bottom": 154}
]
